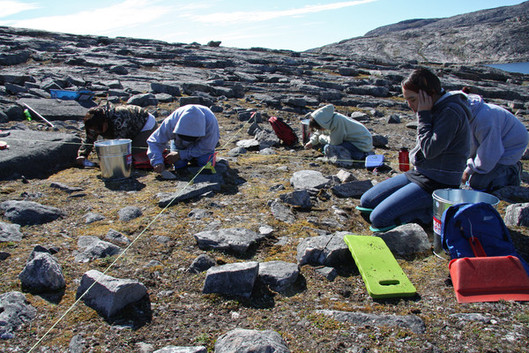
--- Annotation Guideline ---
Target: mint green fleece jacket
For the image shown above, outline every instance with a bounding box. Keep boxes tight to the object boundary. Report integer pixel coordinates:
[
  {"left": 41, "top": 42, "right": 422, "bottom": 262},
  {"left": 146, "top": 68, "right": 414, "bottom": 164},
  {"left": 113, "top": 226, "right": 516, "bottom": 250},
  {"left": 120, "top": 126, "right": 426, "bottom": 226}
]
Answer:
[{"left": 308, "top": 104, "right": 373, "bottom": 152}]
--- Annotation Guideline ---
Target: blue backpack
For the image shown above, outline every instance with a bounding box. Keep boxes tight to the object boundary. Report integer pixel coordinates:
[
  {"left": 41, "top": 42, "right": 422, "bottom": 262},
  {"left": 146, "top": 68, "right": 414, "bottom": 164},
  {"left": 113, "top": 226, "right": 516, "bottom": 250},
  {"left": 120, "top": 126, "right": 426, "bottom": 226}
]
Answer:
[{"left": 441, "top": 202, "right": 529, "bottom": 275}]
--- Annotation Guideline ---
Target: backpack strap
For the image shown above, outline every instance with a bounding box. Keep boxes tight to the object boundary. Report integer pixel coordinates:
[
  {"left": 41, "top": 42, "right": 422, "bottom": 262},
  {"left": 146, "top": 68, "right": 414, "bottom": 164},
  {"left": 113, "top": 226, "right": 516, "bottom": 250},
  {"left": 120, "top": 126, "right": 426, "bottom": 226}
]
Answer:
[
  {"left": 468, "top": 237, "right": 487, "bottom": 257},
  {"left": 459, "top": 217, "right": 488, "bottom": 257}
]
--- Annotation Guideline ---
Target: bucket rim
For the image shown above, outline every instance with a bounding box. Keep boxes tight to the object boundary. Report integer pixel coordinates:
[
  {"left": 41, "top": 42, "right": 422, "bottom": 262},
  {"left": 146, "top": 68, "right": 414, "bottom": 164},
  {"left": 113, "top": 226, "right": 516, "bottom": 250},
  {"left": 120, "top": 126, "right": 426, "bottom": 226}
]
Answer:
[
  {"left": 432, "top": 188, "right": 500, "bottom": 205},
  {"left": 94, "top": 138, "right": 132, "bottom": 147}
]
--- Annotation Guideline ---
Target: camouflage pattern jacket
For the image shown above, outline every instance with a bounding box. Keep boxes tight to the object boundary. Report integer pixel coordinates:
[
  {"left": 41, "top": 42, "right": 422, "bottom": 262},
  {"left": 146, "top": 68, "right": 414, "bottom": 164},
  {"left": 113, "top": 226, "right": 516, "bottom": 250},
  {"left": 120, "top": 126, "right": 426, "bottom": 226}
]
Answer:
[{"left": 78, "top": 104, "right": 150, "bottom": 157}]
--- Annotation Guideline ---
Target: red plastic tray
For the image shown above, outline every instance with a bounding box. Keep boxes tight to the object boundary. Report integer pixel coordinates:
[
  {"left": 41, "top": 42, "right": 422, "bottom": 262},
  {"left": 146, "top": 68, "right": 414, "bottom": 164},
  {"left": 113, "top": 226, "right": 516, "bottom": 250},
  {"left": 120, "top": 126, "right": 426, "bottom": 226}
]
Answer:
[{"left": 449, "top": 256, "right": 529, "bottom": 303}]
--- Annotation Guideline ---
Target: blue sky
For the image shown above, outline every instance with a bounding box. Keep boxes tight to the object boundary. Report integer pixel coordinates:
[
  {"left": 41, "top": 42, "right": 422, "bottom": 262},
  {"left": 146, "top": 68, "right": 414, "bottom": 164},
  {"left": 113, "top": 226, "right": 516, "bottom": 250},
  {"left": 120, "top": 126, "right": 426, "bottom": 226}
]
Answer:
[{"left": 0, "top": 0, "right": 526, "bottom": 51}]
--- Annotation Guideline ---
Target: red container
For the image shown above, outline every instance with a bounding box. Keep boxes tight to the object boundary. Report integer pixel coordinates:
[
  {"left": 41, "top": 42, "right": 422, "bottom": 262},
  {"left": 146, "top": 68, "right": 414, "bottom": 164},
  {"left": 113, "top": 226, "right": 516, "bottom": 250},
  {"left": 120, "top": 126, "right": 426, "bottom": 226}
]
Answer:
[
  {"left": 398, "top": 148, "right": 409, "bottom": 171},
  {"left": 449, "top": 256, "right": 529, "bottom": 303}
]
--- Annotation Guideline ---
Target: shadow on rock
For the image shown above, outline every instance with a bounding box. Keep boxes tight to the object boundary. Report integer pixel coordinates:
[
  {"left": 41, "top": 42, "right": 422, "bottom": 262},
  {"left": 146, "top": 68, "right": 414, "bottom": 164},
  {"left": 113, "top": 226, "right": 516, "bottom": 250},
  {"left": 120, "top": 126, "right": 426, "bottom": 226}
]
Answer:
[
  {"left": 101, "top": 177, "right": 146, "bottom": 191},
  {"left": 510, "top": 229, "right": 529, "bottom": 263},
  {"left": 22, "top": 288, "right": 65, "bottom": 305},
  {"left": 104, "top": 294, "right": 152, "bottom": 330}
]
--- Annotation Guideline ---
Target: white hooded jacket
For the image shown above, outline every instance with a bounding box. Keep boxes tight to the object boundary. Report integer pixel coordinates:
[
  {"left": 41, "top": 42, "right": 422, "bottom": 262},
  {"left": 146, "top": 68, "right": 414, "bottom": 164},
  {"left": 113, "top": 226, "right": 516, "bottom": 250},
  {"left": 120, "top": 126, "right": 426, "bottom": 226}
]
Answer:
[{"left": 147, "top": 105, "right": 220, "bottom": 166}]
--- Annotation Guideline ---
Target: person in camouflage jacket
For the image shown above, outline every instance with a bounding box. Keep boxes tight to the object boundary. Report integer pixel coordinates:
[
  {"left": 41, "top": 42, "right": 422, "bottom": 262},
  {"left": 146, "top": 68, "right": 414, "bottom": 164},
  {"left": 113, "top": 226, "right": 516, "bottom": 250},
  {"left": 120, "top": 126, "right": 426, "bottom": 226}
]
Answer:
[{"left": 76, "top": 103, "right": 157, "bottom": 166}]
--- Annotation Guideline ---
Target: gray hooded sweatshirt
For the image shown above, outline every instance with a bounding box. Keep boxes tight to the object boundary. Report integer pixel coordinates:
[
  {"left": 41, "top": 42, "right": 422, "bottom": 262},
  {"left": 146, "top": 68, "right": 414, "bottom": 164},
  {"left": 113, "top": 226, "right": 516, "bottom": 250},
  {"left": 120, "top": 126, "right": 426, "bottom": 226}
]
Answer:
[
  {"left": 463, "top": 93, "right": 528, "bottom": 176},
  {"left": 410, "top": 92, "right": 471, "bottom": 186},
  {"left": 147, "top": 105, "right": 219, "bottom": 166}
]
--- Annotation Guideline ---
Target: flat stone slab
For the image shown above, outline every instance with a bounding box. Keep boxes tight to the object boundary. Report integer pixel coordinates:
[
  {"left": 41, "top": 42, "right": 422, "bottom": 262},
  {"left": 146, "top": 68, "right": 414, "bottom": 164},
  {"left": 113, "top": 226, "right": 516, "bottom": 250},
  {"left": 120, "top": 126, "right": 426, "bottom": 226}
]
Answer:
[
  {"left": 0, "top": 129, "right": 80, "bottom": 179},
  {"left": 194, "top": 228, "right": 267, "bottom": 255},
  {"left": 156, "top": 182, "right": 222, "bottom": 207},
  {"left": 17, "top": 97, "right": 96, "bottom": 121}
]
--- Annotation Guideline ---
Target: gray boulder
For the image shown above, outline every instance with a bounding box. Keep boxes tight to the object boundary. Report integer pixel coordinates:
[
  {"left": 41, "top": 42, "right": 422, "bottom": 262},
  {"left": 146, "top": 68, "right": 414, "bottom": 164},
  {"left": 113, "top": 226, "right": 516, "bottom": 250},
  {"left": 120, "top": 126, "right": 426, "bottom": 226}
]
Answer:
[
  {"left": 290, "top": 170, "right": 330, "bottom": 190},
  {"left": 236, "top": 139, "right": 260, "bottom": 150},
  {"left": 0, "top": 291, "right": 37, "bottom": 339},
  {"left": 203, "top": 262, "right": 259, "bottom": 298},
  {"left": 105, "top": 229, "right": 131, "bottom": 245},
  {"left": 335, "top": 169, "right": 356, "bottom": 183},
  {"left": 254, "top": 129, "right": 280, "bottom": 148},
  {"left": 258, "top": 261, "right": 299, "bottom": 293},
  {"left": 150, "top": 82, "right": 181, "bottom": 96},
  {"left": 0, "top": 221, "right": 23, "bottom": 242},
  {"left": 269, "top": 199, "right": 296, "bottom": 224},
  {"left": 127, "top": 93, "right": 158, "bottom": 107},
  {"left": 215, "top": 328, "right": 290, "bottom": 353},
  {"left": 75, "top": 236, "right": 122, "bottom": 263},
  {"left": 84, "top": 212, "right": 105, "bottom": 224},
  {"left": 187, "top": 254, "right": 216, "bottom": 274},
  {"left": 19, "top": 246, "right": 65, "bottom": 292},
  {"left": 0, "top": 200, "right": 64, "bottom": 226},
  {"left": 194, "top": 228, "right": 267, "bottom": 255},
  {"left": 279, "top": 190, "right": 312, "bottom": 209},
  {"left": 118, "top": 206, "right": 143, "bottom": 222},
  {"left": 504, "top": 202, "right": 529, "bottom": 227},
  {"left": 296, "top": 232, "right": 353, "bottom": 267},
  {"left": 76, "top": 269, "right": 148, "bottom": 319},
  {"left": 377, "top": 223, "right": 432, "bottom": 257},
  {"left": 332, "top": 180, "right": 373, "bottom": 198}
]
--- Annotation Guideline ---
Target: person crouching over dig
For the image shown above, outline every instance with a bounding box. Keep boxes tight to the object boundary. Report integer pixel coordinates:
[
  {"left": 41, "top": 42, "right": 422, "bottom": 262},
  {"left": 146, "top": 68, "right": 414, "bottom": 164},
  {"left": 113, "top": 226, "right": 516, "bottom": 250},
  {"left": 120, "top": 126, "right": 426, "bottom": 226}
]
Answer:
[
  {"left": 303, "top": 104, "right": 373, "bottom": 167},
  {"left": 147, "top": 105, "right": 220, "bottom": 176}
]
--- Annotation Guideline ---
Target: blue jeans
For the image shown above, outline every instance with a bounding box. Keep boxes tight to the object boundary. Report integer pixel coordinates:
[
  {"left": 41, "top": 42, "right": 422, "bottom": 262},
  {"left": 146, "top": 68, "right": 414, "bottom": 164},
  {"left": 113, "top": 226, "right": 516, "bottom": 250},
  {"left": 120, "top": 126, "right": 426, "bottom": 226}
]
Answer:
[
  {"left": 468, "top": 162, "right": 522, "bottom": 192},
  {"left": 360, "top": 174, "right": 433, "bottom": 229},
  {"left": 170, "top": 141, "right": 214, "bottom": 169},
  {"left": 173, "top": 154, "right": 212, "bottom": 169},
  {"left": 324, "top": 141, "right": 371, "bottom": 161}
]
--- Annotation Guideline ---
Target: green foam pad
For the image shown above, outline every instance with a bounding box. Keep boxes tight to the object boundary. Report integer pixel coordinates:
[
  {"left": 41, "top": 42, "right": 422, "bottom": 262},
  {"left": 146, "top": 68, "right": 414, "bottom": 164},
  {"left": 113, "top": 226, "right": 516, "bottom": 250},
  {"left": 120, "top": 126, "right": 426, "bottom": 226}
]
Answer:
[{"left": 343, "top": 234, "right": 416, "bottom": 298}]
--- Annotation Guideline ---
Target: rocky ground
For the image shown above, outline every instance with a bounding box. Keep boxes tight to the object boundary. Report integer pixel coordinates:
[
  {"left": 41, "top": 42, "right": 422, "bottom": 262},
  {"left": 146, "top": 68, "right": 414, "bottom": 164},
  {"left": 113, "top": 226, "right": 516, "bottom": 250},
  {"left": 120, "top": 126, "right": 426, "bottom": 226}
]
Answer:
[{"left": 1, "top": 25, "right": 529, "bottom": 352}]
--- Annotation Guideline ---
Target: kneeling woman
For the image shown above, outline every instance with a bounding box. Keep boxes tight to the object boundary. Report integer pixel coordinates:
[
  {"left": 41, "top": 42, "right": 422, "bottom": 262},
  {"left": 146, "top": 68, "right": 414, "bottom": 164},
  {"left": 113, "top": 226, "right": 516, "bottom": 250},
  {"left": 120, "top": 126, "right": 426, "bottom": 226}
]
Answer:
[{"left": 360, "top": 68, "right": 471, "bottom": 231}]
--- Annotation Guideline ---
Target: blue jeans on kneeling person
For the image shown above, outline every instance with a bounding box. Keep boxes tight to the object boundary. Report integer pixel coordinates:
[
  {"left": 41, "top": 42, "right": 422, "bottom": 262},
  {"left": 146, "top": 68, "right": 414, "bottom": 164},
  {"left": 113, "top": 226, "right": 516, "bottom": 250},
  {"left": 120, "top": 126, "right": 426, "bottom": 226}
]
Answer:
[
  {"left": 323, "top": 141, "right": 372, "bottom": 161},
  {"left": 360, "top": 173, "right": 433, "bottom": 229},
  {"left": 468, "top": 161, "right": 522, "bottom": 192},
  {"left": 170, "top": 140, "right": 214, "bottom": 169}
]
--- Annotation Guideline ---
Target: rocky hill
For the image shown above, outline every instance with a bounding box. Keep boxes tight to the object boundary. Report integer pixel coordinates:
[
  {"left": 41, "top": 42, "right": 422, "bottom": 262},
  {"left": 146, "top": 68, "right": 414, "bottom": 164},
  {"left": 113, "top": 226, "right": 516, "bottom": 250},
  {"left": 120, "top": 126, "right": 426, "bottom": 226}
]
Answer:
[
  {"left": 0, "top": 14, "right": 529, "bottom": 353},
  {"left": 310, "top": 1, "right": 529, "bottom": 64}
]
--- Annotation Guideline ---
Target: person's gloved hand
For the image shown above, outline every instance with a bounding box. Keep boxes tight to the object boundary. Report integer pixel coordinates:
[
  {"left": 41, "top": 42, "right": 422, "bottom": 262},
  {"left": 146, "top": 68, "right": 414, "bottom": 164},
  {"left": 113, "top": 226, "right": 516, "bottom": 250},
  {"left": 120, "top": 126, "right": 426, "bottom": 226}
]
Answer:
[
  {"left": 75, "top": 156, "right": 86, "bottom": 167},
  {"left": 165, "top": 151, "right": 180, "bottom": 164},
  {"left": 153, "top": 163, "right": 164, "bottom": 173},
  {"left": 461, "top": 170, "right": 471, "bottom": 184}
]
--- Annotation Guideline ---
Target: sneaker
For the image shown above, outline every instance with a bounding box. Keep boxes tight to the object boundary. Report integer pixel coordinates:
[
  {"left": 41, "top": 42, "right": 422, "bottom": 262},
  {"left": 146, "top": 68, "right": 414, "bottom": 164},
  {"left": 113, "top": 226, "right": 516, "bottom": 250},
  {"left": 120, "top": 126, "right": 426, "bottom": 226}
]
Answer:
[
  {"left": 369, "top": 224, "right": 399, "bottom": 232},
  {"left": 355, "top": 206, "right": 373, "bottom": 213}
]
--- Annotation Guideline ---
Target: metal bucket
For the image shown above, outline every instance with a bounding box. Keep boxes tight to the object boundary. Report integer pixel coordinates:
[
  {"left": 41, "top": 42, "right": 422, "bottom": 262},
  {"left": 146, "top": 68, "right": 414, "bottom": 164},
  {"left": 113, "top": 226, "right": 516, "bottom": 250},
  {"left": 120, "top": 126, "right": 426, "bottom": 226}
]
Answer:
[
  {"left": 432, "top": 188, "right": 500, "bottom": 256},
  {"left": 301, "top": 119, "right": 311, "bottom": 144},
  {"left": 94, "top": 139, "right": 132, "bottom": 179}
]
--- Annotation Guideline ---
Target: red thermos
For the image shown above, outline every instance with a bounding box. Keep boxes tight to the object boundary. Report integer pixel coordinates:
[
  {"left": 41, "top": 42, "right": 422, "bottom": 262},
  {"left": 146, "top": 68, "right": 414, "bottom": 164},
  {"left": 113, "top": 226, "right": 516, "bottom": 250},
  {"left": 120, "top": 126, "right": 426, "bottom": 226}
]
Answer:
[{"left": 399, "top": 147, "right": 410, "bottom": 171}]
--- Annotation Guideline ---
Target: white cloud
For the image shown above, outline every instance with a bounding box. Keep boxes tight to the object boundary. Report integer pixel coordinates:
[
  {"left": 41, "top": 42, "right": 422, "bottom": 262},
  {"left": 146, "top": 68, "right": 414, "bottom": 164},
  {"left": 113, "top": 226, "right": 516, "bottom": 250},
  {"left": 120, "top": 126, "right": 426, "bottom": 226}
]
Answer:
[
  {"left": 187, "top": 0, "right": 377, "bottom": 25},
  {"left": 0, "top": 0, "right": 39, "bottom": 17},
  {"left": 3, "top": 0, "right": 174, "bottom": 36}
]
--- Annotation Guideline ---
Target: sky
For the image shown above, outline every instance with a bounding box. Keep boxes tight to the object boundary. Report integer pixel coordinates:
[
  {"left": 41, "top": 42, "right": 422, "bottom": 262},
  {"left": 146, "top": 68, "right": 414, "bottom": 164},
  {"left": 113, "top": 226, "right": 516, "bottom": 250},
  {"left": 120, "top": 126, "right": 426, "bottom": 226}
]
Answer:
[{"left": 0, "top": 0, "right": 526, "bottom": 51}]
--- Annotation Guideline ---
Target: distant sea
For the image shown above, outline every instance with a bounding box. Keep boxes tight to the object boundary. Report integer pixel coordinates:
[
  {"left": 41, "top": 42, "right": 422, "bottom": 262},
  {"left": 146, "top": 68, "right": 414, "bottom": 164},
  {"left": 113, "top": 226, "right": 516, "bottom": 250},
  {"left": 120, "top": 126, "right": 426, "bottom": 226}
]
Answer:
[{"left": 486, "top": 62, "right": 529, "bottom": 74}]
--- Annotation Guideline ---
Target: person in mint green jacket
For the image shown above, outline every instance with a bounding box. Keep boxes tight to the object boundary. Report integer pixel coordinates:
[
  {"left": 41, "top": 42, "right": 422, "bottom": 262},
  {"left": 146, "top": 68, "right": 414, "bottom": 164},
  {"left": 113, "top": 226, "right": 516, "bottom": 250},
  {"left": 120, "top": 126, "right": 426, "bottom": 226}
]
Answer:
[{"left": 303, "top": 104, "right": 373, "bottom": 162}]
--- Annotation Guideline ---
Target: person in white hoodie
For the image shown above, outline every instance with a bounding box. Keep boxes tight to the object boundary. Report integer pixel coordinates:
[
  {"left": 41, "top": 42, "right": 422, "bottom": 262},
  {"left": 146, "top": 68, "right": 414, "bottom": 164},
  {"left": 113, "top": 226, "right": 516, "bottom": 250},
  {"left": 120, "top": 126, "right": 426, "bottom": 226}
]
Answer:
[
  {"left": 147, "top": 105, "right": 219, "bottom": 174},
  {"left": 460, "top": 87, "right": 528, "bottom": 192}
]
